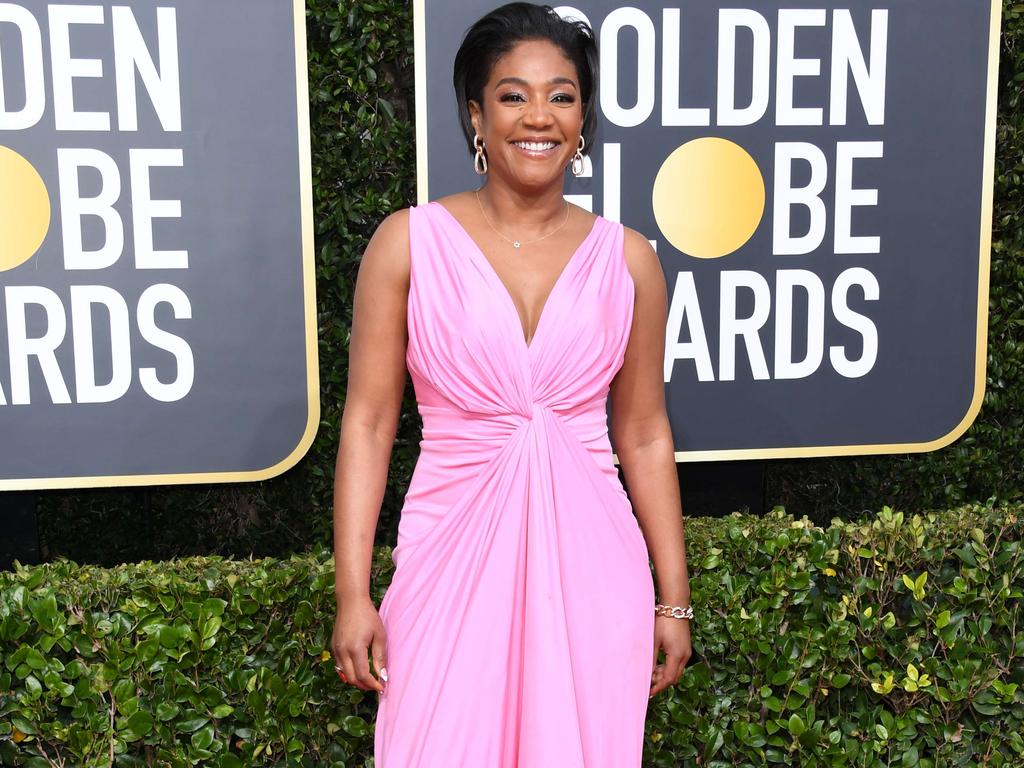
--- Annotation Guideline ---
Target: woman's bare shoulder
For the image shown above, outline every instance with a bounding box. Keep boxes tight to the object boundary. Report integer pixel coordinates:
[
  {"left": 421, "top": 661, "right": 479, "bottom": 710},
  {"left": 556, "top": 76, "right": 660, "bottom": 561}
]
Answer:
[
  {"left": 371, "top": 207, "right": 412, "bottom": 245},
  {"left": 621, "top": 224, "right": 665, "bottom": 289},
  {"left": 359, "top": 207, "right": 412, "bottom": 285},
  {"left": 366, "top": 208, "right": 409, "bottom": 253}
]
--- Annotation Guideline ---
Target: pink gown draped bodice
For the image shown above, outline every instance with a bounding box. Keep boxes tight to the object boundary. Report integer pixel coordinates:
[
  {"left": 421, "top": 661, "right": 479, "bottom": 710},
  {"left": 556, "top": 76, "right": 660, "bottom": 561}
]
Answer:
[{"left": 374, "top": 200, "right": 655, "bottom": 767}]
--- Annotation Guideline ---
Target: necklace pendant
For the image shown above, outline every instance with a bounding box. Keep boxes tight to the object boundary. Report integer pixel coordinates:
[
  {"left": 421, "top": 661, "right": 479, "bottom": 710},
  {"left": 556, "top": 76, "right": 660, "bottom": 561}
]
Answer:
[{"left": 513, "top": 240, "right": 521, "bottom": 249}]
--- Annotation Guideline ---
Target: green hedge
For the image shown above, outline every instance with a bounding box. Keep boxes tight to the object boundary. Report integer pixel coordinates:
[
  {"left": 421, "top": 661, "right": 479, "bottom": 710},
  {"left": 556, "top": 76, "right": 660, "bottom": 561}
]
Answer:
[
  {"left": 3, "top": 503, "right": 1021, "bottom": 766},
  {"left": 30, "top": 2, "right": 1024, "bottom": 566}
]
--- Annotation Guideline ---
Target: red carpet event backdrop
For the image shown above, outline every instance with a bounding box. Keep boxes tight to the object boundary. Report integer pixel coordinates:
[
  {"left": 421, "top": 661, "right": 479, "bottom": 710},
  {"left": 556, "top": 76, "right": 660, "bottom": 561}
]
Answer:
[
  {"left": 0, "top": 0, "right": 317, "bottom": 489},
  {"left": 416, "top": 0, "right": 1000, "bottom": 461}
]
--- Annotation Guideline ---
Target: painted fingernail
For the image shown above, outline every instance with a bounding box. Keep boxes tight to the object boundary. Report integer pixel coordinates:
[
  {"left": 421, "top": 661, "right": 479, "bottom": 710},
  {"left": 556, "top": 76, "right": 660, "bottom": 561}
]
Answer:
[{"left": 381, "top": 667, "right": 388, "bottom": 682}]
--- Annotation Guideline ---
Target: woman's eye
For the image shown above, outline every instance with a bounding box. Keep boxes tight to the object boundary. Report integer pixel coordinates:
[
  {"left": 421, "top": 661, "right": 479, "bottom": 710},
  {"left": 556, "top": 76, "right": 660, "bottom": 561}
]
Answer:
[{"left": 499, "top": 92, "right": 575, "bottom": 104}]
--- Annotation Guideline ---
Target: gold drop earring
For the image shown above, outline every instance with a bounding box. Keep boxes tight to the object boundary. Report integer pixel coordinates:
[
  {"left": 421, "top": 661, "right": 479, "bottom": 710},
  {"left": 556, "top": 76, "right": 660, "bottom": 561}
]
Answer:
[
  {"left": 570, "top": 136, "right": 586, "bottom": 177},
  {"left": 474, "top": 134, "right": 488, "bottom": 175}
]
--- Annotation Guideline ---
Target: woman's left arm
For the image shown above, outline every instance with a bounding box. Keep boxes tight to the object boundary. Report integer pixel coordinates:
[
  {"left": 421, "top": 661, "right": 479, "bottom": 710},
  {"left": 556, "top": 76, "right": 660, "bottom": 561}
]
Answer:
[{"left": 609, "top": 226, "right": 690, "bottom": 610}]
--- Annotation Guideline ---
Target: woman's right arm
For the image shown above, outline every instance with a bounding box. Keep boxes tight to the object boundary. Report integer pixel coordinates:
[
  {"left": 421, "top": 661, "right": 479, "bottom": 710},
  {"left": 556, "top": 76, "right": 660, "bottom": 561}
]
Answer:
[{"left": 331, "top": 208, "right": 410, "bottom": 692}]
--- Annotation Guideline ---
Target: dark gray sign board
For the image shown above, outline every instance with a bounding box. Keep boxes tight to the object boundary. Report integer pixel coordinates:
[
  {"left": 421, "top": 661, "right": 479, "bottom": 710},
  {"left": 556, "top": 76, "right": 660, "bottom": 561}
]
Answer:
[
  {"left": 415, "top": 0, "right": 1000, "bottom": 461},
  {"left": 0, "top": 0, "right": 317, "bottom": 489}
]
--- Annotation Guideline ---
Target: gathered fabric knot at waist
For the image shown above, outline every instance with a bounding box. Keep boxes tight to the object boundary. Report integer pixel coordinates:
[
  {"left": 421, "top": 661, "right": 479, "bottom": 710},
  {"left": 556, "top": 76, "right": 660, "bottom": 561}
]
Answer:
[
  {"left": 416, "top": 394, "right": 608, "bottom": 447},
  {"left": 530, "top": 401, "right": 547, "bottom": 422}
]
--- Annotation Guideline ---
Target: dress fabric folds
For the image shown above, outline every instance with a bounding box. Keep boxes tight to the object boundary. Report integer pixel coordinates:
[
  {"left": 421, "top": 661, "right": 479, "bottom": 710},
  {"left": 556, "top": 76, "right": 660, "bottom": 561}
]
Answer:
[{"left": 374, "top": 201, "right": 655, "bottom": 767}]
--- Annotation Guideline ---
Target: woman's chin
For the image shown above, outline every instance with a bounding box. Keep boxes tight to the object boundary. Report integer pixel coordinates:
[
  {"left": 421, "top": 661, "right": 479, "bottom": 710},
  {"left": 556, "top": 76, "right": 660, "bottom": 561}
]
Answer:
[{"left": 504, "top": 166, "right": 568, "bottom": 188}]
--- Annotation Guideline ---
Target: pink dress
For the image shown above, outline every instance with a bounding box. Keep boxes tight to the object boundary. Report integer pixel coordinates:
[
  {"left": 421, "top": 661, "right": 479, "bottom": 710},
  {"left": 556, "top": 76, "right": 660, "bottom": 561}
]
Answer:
[{"left": 374, "top": 200, "right": 655, "bottom": 766}]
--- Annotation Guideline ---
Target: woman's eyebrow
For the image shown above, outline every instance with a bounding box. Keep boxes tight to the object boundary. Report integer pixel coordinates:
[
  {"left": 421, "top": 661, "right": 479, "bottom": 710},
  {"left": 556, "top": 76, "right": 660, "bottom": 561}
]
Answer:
[{"left": 494, "top": 76, "right": 578, "bottom": 89}]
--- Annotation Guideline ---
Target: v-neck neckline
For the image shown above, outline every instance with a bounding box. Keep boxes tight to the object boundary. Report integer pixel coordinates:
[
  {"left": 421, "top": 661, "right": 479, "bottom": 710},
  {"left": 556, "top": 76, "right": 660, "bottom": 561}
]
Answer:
[{"left": 430, "top": 200, "right": 603, "bottom": 352}]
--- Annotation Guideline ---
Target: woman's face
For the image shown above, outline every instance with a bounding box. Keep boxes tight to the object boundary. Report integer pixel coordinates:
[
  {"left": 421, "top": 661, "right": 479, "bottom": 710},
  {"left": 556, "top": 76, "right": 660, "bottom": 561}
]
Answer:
[{"left": 469, "top": 38, "right": 584, "bottom": 190}]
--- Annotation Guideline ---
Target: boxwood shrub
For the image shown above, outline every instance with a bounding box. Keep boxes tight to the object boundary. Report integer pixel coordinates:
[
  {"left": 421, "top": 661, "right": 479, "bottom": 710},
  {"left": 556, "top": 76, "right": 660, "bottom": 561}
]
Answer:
[{"left": 3, "top": 503, "right": 1021, "bottom": 766}]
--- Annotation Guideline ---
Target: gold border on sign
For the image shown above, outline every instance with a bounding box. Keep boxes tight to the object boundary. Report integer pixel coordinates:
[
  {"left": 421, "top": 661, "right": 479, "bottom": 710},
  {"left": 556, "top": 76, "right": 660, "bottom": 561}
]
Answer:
[
  {"left": 413, "top": 0, "right": 1001, "bottom": 465},
  {"left": 415, "top": 0, "right": 429, "bottom": 203},
  {"left": 0, "top": 0, "right": 320, "bottom": 490}
]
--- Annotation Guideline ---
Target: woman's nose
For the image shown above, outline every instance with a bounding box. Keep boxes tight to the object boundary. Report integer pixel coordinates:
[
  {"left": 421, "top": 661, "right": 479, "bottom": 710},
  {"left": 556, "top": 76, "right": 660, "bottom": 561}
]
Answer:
[{"left": 523, "top": 99, "right": 555, "bottom": 126}]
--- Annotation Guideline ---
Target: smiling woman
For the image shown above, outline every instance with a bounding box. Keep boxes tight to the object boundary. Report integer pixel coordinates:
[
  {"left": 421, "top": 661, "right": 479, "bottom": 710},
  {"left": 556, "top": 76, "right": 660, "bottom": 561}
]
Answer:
[
  {"left": 460, "top": 37, "right": 588, "bottom": 200},
  {"left": 330, "top": 3, "right": 693, "bottom": 766},
  {"left": 452, "top": 5, "right": 599, "bottom": 168}
]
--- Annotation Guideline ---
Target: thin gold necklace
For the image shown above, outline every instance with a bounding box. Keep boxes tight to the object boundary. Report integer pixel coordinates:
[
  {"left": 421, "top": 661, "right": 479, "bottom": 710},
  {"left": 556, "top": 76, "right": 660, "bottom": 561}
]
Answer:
[{"left": 474, "top": 189, "right": 570, "bottom": 249}]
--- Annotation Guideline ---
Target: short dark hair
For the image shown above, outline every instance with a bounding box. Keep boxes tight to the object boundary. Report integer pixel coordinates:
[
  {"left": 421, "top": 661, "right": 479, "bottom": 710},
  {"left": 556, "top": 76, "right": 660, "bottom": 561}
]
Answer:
[{"left": 452, "top": 3, "right": 599, "bottom": 156}]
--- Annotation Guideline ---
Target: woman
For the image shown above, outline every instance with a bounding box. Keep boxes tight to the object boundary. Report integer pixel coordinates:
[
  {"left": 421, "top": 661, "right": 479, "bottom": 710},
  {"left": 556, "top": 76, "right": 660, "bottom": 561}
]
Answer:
[{"left": 331, "top": 3, "right": 692, "bottom": 765}]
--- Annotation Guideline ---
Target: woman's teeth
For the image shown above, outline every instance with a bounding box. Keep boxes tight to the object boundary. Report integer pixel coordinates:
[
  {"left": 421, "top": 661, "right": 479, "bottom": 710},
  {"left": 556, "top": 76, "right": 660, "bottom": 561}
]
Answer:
[{"left": 513, "top": 141, "right": 557, "bottom": 151}]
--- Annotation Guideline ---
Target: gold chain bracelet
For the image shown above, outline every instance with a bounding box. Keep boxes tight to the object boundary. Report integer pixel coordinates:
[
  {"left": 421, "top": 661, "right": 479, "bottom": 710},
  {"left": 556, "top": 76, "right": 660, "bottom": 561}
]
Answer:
[{"left": 654, "top": 603, "right": 694, "bottom": 620}]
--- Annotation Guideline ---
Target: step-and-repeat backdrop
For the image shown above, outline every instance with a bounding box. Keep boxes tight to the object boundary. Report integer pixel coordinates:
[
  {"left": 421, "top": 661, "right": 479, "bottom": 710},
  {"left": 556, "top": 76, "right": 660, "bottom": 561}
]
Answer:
[
  {"left": 416, "top": 0, "right": 1000, "bottom": 461},
  {"left": 0, "top": 0, "right": 317, "bottom": 489}
]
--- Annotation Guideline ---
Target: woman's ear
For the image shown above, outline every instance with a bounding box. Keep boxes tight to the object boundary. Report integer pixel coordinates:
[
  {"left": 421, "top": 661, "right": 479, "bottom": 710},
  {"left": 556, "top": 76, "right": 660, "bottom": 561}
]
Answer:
[{"left": 468, "top": 100, "right": 482, "bottom": 136}]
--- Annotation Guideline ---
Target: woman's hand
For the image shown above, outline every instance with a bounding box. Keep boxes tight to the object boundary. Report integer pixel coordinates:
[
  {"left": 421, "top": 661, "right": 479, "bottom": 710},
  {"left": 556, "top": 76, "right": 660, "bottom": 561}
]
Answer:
[
  {"left": 649, "top": 616, "right": 692, "bottom": 699},
  {"left": 332, "top": 595, "right": 388, "bottom": 695}
]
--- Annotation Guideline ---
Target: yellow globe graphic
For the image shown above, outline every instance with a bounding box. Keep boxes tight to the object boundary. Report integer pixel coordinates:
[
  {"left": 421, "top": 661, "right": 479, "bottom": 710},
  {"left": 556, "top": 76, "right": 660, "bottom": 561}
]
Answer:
[
  {"left": 0, "top": 145, "right": 51, "bottom": 272},
  {"left": 652, "top": 137, "right": 765, "bottom": 259}
]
